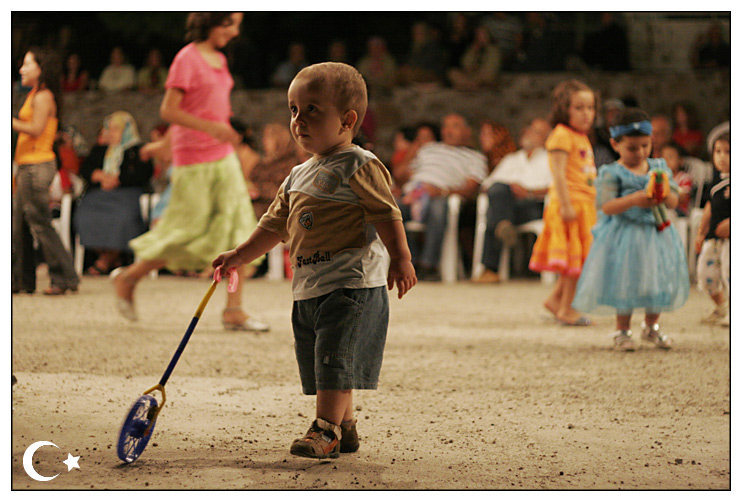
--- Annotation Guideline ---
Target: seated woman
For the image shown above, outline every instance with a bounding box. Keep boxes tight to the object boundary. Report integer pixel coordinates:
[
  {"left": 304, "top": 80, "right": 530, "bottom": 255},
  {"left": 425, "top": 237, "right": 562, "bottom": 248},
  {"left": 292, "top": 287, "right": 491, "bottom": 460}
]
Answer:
[
  {"left": 447, "top": 25, "right": 502, "bottom": 90},
  {"left": 74, "top": 111, "right": 153, "bottom": 275},
  {"left": 248, "top": 122, "right": 310, "bottom": 219}
]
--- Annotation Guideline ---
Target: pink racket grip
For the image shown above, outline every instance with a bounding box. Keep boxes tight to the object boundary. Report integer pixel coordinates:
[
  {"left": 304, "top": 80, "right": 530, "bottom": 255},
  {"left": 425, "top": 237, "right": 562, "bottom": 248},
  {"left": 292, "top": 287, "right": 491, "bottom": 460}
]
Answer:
[{"left": 213, "top": 266, "right": 238, "bottom": 293}]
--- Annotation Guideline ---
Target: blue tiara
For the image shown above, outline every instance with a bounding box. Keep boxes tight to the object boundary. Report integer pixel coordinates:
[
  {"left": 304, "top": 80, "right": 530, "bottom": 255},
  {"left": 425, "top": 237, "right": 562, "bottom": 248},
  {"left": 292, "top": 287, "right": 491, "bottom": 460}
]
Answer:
[{"left": 609, "top": 120, "right": 652, "bottom": 139}]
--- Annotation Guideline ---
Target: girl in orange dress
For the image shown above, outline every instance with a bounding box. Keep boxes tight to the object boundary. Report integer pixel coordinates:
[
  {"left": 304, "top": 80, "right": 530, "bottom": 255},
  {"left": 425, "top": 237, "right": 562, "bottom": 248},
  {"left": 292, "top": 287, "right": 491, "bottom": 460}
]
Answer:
[{"left": 528, "top": 80, "right": 597, "bottom": 325}]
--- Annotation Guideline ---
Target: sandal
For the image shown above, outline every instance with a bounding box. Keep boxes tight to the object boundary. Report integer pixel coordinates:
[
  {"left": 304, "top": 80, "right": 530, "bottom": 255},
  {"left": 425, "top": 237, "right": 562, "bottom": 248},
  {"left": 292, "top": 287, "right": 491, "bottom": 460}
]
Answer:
[
  {"left": 222, "top": 307, "right": 270, "bottom": 332},
  {"left": 611, "top": 330, "right": 636, "bottom": 351},
  {"left": 558, "top": 316, "right": 592, "bottom": 327},
  {"left": 87, "top": 264, "right": 108, "bottom": 276},
  {"left": 640, "top": 322, "right": 672, "bottom": 350},
  {"left": 111, "top": 267, "right": 138, "bottom": 321},
  {"left": 43, "top": 285, "right": 78, "bottom": 296}
]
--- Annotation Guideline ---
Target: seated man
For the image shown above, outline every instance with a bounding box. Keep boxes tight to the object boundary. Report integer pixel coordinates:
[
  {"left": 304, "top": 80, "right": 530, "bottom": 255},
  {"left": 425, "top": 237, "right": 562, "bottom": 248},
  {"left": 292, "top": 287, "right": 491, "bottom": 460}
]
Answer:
[
  {"left": 395, "top": 113, "right": 488, "bottom": 281},
  {"left": 473, "top": 118, "right": 552, "bottom": 283}
]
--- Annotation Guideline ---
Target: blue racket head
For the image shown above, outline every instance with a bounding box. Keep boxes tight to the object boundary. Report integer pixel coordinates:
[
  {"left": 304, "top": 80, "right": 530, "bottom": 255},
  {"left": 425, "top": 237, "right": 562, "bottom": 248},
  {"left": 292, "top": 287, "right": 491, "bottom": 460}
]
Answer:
[{"left": 117, "top": 394, "right": 159, "bottom": 463}]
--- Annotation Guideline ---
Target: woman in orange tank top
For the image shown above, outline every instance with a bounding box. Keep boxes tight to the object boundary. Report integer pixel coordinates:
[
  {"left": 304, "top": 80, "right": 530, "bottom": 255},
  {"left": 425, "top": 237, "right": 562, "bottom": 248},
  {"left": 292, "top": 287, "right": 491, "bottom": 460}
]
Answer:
[{"left": 12, "top": 47, "right": 79, "bottom": 295}]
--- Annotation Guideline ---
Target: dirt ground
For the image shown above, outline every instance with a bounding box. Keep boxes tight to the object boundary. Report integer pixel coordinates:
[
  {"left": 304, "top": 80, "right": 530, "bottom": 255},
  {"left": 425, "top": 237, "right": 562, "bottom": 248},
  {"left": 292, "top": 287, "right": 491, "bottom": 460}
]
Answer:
[{"left": 10, "top": 269, "right": 731, "bottom": 491}]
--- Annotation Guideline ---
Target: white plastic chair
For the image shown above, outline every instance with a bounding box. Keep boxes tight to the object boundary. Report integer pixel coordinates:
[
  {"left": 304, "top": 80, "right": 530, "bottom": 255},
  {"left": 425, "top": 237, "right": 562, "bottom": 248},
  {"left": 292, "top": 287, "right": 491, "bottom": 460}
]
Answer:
[
  {"left": 266, "top": 244, "right": 287, "bottom": 280},
  {"left": 683, "top": 158, "right": 713, "bottom": 281},
  {"left": 51, "top": 193, "right": 73, "bottom": 254},
  {"left": 471, "top": 192, "right": 554, "bottom": 283},
  {"left": 403, "top": 194, "right": 465, "bottom": 283}
]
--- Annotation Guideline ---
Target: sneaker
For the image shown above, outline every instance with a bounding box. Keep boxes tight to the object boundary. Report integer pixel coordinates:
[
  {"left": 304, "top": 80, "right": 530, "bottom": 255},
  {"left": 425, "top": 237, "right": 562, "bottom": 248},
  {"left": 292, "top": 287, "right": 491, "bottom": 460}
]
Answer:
[
  {"left": 495, "top": 220, "right": 518, "bottom": 248},
  {"left": 290, "top": 418, "right": 341, "bottom": 459},
  {"left": 640, "top": 322, "right": 672, "bottom": 350},
  {"left": 471, "top": 269, "right": 501, "bottom": 284},
  {"left": 340, "top": 418, "right": 360, "bottom": 453},
  {"left": 701, "top": 305, "right": 727, "bottom": 324},
  {"left": 612, "top": 330, "right": 636, "bottom": 352}
]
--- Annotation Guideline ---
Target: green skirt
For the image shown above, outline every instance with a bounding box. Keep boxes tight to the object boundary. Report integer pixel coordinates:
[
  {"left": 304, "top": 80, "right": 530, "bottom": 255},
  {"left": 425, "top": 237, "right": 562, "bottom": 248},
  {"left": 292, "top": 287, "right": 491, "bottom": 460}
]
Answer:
[{"left": 130, "top": 153, "right": 263, "bottom": 271}]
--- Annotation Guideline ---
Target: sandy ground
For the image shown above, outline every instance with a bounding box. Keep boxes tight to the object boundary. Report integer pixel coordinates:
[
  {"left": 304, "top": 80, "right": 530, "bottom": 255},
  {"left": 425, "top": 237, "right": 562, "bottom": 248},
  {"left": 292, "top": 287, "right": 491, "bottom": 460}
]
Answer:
[{"left": 10, "top": 270, "right": 731, "bottom": 491}]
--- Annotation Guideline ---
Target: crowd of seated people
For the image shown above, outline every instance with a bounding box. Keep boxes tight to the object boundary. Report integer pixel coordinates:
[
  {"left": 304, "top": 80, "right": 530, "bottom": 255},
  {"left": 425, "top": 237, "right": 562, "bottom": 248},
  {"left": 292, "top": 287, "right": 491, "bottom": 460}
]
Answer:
[
  {"left": 32, "top": 12, "right": 730, "bottom": 96},
  {"left": 13, "top": 12, "right": 729, "bottom": 286},
  {"left": 29, "top": 92, "right": 726, "bottom": 284},
  {"left": 387, "top": 101, "right": 724, "bottom": 283}
]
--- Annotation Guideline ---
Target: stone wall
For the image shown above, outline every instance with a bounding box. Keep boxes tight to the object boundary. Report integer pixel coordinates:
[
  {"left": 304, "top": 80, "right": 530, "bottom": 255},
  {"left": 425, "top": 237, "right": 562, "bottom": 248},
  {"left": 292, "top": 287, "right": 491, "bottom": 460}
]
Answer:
[{"left": 17, "top": 70, "right": 729, "bottom": 163}]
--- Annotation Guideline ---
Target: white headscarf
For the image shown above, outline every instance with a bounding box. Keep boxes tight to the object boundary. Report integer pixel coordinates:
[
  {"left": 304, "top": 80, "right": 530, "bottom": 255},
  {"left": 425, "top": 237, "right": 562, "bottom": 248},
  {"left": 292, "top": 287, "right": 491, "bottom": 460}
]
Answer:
[
  {"left": 102, "top": 111, "right": 141, "bottom": 175},
  {"left": 707, "top": 121, "right": 730, "bottom": 155}
]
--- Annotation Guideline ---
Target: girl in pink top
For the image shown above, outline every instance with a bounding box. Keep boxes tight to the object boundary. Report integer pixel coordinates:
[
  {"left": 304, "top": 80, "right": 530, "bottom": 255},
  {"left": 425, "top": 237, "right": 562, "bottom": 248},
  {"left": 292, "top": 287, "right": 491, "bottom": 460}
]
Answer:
[{"left": 115, "top": 12, "right": 268, "bottom": 332}]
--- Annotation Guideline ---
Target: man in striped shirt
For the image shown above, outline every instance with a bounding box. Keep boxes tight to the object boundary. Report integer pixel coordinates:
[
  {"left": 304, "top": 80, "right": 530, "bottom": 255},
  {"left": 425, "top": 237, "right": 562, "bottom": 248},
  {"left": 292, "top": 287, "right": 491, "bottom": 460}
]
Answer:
[{"left": 396, "top": 113, "right": 488, "bottom": 280}]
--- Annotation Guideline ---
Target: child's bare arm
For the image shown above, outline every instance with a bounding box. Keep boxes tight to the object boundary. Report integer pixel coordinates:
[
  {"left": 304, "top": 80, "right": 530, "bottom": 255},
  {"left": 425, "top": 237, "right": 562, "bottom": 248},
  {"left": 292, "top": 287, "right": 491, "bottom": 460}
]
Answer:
[
  {"left": 715, "top": 218, "right": 730, "bottom": 239},
  {"left": 694, "top": 202, "right": 712, "bottom": 253},
  {"left": 602, "top": 190, "right": 653, "bottom": 215},
  {"left": 548, "top": 150, "right": 576, "bottom": 221},
  {"left": 213, "top": 227, "right": 283, "bottom": 274},
  {"left": 374, "top": 220, "right": 417, "bottom": 299},
  {"left": 663, "top": 189, "right": 679, "bottom": 210}
]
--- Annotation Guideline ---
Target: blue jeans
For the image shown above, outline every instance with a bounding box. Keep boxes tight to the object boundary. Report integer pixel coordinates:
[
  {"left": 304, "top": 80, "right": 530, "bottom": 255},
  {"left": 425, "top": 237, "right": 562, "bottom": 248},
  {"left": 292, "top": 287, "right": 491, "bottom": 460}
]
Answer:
[
  {"left": 292, "top": 287, "right": 389, "bottom": 395},
  {"left": 482, "top": 183, "right": 544, "bottom": 273},
  {"left": 399, "top": 195, "right": 449, "bottom": 269}
]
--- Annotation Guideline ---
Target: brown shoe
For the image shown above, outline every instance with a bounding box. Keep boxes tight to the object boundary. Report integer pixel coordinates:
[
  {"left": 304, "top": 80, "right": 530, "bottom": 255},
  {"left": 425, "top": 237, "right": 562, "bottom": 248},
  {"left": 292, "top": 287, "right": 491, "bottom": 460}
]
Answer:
[
  {"left": 290, "top": 418, "right": 341, "bottom": 459},
  {"left": 43, "top": 285, "right": 78, "bottom": 295},
  {"left": 340, "top": 418, "right": 359, "bottom": 453},
  {"left": 495, "top": 220, "right": 518, "bottom": 248},
  {"left": 472, "top": 269, "right": 500, "bottom": 284}
]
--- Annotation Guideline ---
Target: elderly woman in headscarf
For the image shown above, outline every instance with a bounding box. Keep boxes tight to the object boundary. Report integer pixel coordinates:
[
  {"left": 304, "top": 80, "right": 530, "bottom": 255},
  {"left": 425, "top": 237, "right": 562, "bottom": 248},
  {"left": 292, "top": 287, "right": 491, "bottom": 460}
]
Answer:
[{"left": 74, "top": 111, "right": 153, "bottom": 275}]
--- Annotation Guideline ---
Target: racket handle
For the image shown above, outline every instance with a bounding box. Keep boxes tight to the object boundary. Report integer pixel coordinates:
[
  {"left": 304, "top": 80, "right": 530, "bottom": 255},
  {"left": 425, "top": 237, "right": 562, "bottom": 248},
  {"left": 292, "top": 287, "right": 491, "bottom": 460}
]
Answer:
[
  {"left": 213, "top": 266, "right": 238, "bottom": 293},
  {"left": 158, "top": 280, "right": 218, "bottom": 386}
]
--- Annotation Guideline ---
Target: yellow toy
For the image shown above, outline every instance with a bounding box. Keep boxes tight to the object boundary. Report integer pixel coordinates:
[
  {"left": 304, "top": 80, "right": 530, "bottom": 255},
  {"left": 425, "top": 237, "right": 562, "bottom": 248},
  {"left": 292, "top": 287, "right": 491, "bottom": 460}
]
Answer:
[{"left": 646, "top": 168, "right": 671, "bottom": 231}]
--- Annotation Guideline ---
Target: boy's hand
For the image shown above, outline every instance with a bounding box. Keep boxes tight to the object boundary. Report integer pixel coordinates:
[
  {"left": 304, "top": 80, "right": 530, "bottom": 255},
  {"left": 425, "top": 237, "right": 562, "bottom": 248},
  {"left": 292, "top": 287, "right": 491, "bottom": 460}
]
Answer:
[
  {"left": 212, "top": 249, "right": 244, "bottom": 275},
  {"left": 387, "top": 259, "right": 417, "bottom": 299}
]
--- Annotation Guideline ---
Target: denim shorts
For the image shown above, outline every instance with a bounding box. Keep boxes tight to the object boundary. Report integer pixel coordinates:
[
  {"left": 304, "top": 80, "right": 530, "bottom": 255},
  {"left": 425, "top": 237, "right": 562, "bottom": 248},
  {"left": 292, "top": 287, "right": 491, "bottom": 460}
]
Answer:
[{"left": 292, "top": 286, "right": 389, "bottom": 395}]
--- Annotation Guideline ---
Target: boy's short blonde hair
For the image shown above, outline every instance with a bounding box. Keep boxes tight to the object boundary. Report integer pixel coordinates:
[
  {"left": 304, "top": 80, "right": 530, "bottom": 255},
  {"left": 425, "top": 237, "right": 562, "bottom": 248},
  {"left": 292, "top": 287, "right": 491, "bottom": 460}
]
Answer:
[{"left": 294, "top": 62, "right": 368, "bottom": 135}]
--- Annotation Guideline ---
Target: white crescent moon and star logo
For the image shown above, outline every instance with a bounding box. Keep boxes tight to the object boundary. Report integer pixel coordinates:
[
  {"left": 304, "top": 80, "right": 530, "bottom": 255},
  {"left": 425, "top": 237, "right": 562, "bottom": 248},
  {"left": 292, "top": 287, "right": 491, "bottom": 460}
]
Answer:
[{"left": 22, "top": 441, "right": 81, "bottom": 482}]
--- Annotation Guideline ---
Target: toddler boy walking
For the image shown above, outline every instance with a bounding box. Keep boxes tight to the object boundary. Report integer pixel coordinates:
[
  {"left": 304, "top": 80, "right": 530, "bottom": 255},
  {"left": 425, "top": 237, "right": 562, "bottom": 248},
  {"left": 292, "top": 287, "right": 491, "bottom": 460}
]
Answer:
[{"left": 213, "top": 62, "right": 417, "bottom": 458}]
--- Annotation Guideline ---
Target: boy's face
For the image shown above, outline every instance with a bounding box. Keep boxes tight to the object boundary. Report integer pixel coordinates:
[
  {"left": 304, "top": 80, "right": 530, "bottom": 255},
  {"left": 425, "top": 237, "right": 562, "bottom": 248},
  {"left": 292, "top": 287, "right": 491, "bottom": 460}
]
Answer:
[
  {"left": 288, "top": 76, "right": 353, "bottom": 157},
  {"left": 713, "top": 140, "right": 730, "bottom": 174},
  {"left": 610, "top": 135, "right": 652, "bottom": 169}
]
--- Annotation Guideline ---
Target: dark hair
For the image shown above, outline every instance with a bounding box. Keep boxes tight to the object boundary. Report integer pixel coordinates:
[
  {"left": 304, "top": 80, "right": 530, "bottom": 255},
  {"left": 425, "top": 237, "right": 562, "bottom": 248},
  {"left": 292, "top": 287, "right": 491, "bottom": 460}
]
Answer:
[
  {"left": 660, "top": 141, "right": 687, "bottom": 157},
  {"left": 612, "top": 107, "right": 651, "bottom": 140},
  {"left": 399, "top": 126, "right": 417, "bottom": 143},
  {"left": 26, "top": 46, "right": 63, "bottom": 118},
  {"left": 185, "top": 12, "right": 235, "bottom": 42},
  {"left": 230, "top": 118, "right": 256, "bottom": 147},
  {"left": 713, "top": 132, "right": 730, "bottom": 148},
  {"left": 671, "top": 101, "right": 700, "bottom": 130},
  {"left": 415, "top": 121, "right": 441, "bottom": 142},
  {"left": 549, "top": 79, "right": 595, "bottom": 127}
]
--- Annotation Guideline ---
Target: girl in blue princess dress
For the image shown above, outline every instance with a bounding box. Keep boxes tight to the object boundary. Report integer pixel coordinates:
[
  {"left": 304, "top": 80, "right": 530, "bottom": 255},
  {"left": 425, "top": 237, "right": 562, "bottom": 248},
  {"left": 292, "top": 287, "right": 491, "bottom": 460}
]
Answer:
[{"left": 572, "top": 108, "right": 689, "bottom": 351}]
